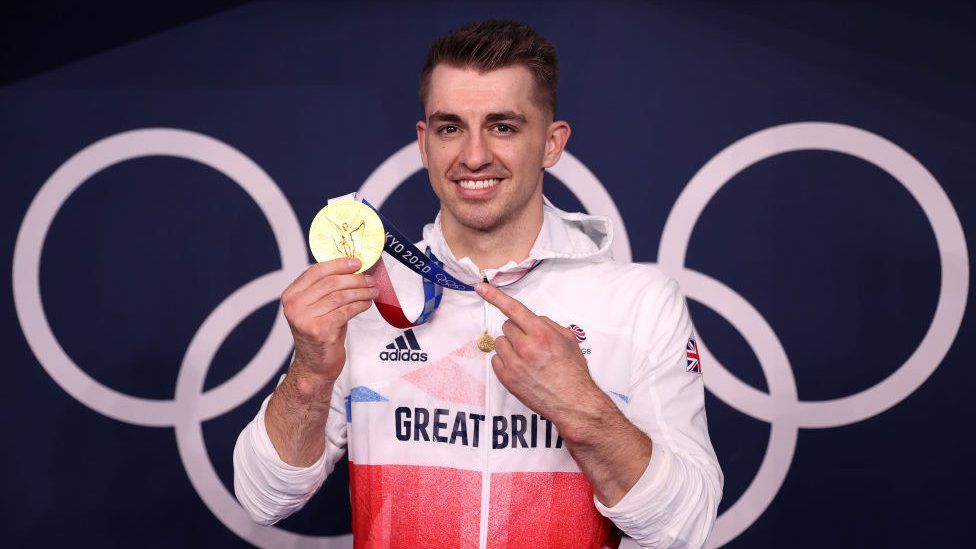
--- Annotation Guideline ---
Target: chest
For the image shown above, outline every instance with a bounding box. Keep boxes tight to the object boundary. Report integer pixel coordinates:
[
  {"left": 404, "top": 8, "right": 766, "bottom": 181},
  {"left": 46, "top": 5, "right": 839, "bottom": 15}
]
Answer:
[{"left": 342, "top": 285, "right": 636, "bottom": 469}]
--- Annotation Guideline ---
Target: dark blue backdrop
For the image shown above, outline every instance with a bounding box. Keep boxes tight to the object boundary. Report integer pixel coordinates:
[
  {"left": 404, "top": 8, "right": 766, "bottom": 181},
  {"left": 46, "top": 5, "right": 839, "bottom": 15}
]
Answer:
[{"left": 3, "top": 1, "right": 973, "bottom": 547}]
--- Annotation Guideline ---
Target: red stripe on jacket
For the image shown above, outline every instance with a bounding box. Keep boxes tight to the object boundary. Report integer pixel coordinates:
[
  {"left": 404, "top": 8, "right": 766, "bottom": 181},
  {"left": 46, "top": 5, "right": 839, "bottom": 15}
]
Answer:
[{"left": 350, "top": 463, "right": 620, "bottom": 548}]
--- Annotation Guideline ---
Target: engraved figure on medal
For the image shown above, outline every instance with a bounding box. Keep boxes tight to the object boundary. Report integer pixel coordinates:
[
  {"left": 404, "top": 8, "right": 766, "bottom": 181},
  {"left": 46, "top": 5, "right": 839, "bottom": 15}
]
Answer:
[{"left": 330, "top": 217, "right": 366, "bottom": 259}]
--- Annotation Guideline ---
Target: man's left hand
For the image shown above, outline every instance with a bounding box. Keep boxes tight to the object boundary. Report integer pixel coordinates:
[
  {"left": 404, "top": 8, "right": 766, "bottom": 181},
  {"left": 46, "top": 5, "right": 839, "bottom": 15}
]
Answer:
[{"left": 475, "top": 282, "right": 606, "bottom": 440}]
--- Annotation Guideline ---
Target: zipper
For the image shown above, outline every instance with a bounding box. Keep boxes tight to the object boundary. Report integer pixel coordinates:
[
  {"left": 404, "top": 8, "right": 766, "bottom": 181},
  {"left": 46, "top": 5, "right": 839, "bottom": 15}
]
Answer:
[{"left": 478, "top": 274, "right": 491, "bottom": 549}]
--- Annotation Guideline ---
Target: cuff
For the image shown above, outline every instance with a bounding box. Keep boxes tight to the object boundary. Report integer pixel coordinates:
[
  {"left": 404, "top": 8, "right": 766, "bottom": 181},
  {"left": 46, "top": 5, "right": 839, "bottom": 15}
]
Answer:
[
  {"left": 593, "top": 439, "right": 674, "bottom": 522},
  {"left": 251, "top": 396, "right": 329, "bottom": 481}
]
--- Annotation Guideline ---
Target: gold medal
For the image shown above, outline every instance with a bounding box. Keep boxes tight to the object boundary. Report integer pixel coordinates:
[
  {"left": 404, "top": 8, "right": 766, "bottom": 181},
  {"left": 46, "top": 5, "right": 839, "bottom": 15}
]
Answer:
[
  {"left": 477, "top": 332, "right": 495, "bottom": 353},
  {"left": 309, "top": 200, "right": 385, "bottom": 274}
]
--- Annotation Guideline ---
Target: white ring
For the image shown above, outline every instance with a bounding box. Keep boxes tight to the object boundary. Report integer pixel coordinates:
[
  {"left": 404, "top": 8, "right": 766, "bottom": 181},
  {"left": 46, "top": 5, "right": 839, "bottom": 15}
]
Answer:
[
  {"left": 655, "top": 122, "right": 969, "bottom": 546},
  {"left": 174, "top": 269, "right": 352, "bottom": 548},
  {"left": 12, "top": 128, "right": 308, "bottom": 426},
  {"left": 659, "top": 122, "right": 969, "bottom": 427},
  {"left": 672, "top": 268, "right": 798, "bottom": 548},
  {"left": 11, "top": 128, "right": 343, "bottom": 546}
]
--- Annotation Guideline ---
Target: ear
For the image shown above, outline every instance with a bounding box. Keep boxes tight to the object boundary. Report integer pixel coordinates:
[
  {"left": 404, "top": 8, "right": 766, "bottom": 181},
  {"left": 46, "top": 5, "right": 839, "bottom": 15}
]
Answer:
[
  {"left": 416, "top": 120, "right": 430, "bottom": 169},
  {"left": 541, "top": 120, "right": 571, "bottom": 169}
]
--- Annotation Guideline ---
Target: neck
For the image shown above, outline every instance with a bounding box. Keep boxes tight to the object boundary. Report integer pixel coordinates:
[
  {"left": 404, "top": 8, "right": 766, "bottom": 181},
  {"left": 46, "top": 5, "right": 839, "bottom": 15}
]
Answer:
[{"left": 440, "top": 200, "right": 544, "bottom": 272}]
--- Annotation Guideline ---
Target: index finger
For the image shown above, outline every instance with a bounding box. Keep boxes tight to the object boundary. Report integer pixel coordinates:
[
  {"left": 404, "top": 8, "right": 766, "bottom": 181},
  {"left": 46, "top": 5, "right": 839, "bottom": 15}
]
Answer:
[
  {"left": 475, "top": 283, "right": 538, "bottom": 330},
  {"left": 285, "top": 257, "right": 362, "bottom": 298}
]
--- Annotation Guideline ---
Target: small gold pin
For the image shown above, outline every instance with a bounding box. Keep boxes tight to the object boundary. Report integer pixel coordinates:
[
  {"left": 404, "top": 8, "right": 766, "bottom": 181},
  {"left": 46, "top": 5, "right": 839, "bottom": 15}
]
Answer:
[{"left": 477, "top": 331, "right": 495, "bottom": 353}]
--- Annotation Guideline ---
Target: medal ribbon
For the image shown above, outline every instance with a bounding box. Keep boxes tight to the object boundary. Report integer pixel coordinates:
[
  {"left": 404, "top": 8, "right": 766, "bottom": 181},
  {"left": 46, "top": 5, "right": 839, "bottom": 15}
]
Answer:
[
  {"left": 357, "top": 198, "right": 542, "bottom": 329},
  {"left": 362, "top": 199, "right": 475, "bottom": 291}
]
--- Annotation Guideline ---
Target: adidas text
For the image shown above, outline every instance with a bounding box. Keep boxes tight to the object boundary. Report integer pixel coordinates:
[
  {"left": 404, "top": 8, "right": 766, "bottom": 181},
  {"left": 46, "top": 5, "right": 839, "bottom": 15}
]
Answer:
[{"left": 379, "top": 349, "right": 428, "bottom": 362}]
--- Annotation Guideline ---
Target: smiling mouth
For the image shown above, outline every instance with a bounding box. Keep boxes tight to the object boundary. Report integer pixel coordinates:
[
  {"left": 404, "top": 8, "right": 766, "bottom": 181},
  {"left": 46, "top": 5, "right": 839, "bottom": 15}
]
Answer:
[{"left": 455, "top": 178, "right": 501, "bottom": 190}]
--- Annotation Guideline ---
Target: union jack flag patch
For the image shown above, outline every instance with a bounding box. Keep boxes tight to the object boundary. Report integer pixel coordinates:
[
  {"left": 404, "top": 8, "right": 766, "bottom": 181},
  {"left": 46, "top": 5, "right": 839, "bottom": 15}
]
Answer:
[
  {"left": 568, "top": 324, "right": 587, "bottom": 343},
  {"left": 686, "top": 336, "right": 702, "bottom": 374}
]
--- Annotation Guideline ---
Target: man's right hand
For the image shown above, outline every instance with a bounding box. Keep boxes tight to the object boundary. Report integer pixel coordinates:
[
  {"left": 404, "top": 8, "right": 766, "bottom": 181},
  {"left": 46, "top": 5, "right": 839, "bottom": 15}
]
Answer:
[
  {"left": 264, "top": 257, "right": 377, "bottom": 467},
  {"left": 281, "top": 257, "right": 378, "bottom": 382}
]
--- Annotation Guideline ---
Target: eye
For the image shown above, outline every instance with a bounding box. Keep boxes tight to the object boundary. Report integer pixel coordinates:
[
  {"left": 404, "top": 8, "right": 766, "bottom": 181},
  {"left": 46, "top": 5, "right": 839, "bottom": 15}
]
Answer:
[
  {"left": 438, "top": 125, "right": 459, "bottom": 134},
  {"left": 494, "top": 124, "right": 514, "bottom": 133}
]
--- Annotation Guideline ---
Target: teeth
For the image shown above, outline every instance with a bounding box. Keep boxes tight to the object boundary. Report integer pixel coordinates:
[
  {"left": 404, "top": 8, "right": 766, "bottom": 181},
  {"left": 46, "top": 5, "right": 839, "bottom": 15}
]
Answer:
[{"left": 458, "top": 178, "right": 500, "bottom": 190}]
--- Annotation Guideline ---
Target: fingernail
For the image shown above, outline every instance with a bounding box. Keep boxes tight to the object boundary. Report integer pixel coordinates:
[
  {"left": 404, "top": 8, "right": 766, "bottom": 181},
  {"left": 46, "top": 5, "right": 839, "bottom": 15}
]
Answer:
[
  {"left": 474, "top": 282, "right": 488, "bottom": 296},
  {"left": 364, "top": 274, "right": 375, "bottom": 287},
  {"left": 347, "top": 258, "right": 360, "bottom": 268}
]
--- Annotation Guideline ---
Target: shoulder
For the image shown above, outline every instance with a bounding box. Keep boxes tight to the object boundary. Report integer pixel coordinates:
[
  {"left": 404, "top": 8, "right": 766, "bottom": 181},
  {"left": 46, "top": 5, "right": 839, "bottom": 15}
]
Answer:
[
  {"left": 556, "top": 259, "right": 680, "bottom": 298},
  {"left": 539, "top": 260, "right": 686, "bottom": 335}
]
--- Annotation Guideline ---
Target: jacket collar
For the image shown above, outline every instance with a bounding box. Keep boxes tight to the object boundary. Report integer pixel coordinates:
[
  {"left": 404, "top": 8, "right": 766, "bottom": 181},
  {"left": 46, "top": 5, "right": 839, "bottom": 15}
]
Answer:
[{"left": 422, "top": 196, "right": 614, "bottom": 285}]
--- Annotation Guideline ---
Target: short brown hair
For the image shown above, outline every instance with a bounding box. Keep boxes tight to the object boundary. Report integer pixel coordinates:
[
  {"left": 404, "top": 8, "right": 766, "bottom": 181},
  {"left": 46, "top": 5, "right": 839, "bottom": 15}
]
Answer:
[{"left": 419, "top": 20, "right": 559, "bottom": 116}]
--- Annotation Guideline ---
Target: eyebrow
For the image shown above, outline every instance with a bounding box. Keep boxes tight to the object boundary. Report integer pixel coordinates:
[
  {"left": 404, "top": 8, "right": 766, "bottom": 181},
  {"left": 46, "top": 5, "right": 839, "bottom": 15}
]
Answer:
[
  {"left": 486, "top": 111, "right": 527, "bottom": 124},
  {"left": 428, "top": 111, "right": 462, "bottom": 124},
  {"left": 427, "top": 111, "right": 528, "bottom": 124}
]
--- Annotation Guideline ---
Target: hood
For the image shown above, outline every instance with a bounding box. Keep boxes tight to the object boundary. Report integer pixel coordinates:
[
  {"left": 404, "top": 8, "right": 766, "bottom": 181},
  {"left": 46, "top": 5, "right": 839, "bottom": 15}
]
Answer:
[{"left": 422, "top": 196, "right": 614, "bottom": 285}]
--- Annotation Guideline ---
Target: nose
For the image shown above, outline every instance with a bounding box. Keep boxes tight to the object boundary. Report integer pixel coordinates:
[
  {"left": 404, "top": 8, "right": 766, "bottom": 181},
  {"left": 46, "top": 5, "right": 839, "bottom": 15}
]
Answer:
[{"left": 459, "top": 131, "right": 492, "bottom": 172}]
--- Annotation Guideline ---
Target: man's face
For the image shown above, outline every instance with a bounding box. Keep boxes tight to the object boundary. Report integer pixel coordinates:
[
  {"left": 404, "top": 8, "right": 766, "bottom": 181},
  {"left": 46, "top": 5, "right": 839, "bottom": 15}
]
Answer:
[{"left": 417, "top": 64, "right": 569, "bottom": 233}]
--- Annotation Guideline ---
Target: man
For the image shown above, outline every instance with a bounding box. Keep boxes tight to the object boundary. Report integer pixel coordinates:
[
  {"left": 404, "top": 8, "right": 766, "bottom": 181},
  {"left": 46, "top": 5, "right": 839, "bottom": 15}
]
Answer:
[{"left": 234, "top": 20, "right": 722, "bottom": 548}]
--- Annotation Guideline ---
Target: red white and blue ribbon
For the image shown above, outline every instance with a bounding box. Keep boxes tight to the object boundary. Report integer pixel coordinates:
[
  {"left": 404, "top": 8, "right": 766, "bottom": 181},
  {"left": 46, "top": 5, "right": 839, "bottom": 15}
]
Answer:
[{"left": 358, "top": 198, "right": 542, "bottom": 329}]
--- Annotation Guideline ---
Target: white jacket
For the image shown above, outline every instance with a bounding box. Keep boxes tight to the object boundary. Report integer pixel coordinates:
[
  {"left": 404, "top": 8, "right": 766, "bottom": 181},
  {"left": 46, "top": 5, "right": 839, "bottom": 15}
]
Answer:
[{"left": 234, "top": 200, "right": 723, "bottom": 548}]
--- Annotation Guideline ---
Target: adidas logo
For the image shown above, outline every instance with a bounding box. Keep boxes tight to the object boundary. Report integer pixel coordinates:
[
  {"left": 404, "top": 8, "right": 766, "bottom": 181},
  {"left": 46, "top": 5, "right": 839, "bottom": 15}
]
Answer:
[{"left": 379, "top": 329, "right": 428, "bottom": 362}]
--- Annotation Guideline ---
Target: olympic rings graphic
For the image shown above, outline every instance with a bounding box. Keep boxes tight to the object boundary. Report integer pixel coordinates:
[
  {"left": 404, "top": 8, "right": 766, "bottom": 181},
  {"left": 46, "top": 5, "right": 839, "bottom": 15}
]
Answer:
[{"left": 12, "top": 123, "right": 969, "bottom": 548}]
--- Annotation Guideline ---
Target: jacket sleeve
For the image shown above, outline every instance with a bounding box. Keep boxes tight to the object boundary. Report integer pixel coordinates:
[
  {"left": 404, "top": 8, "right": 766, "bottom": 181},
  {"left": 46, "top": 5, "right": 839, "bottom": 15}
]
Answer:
[
  {"left": 594, "top": 277, "right": 724, "bottom": 548},
  {"left": 232, "top": 369, "right": 349, "bottom": 525}
]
